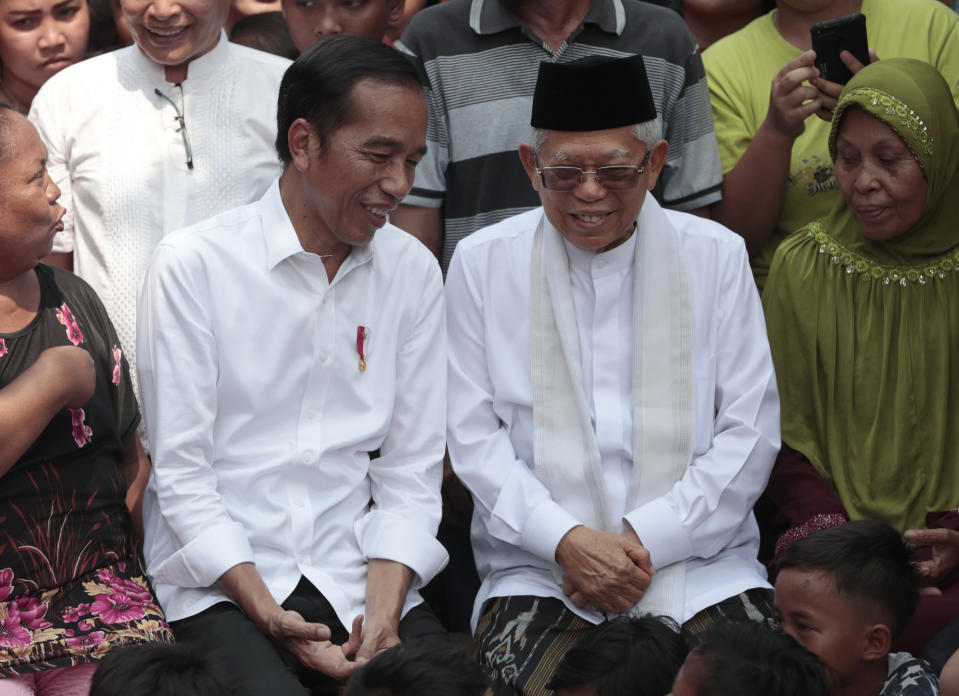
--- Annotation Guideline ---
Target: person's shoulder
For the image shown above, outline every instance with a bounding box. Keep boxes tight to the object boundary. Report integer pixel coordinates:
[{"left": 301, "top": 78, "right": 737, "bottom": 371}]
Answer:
[
  {"left": 666, "top": 209, "right": 746, "bottom": 255},
  {"left": 158, "top": 199, "right": 265, "bottom": 260},
  {"left": 225, "top": 39, "right": 292, "bottom": 73},
  {"left": 614, "top": 0, "right": 695, "bottom": 57},
  {"left": 456, "top": 208, "right": 539, "bottom": 256},
  {"left": 870, "top": 0, "right": 956, "bottom": 20},
  {"left": 705, "top": 12, "right": 775, "bottom": 66},
  {"left": 373, "top": 224, "right": 443, "bottom": 276},
  {"left": 34, "top": 47, "right": 126, "bottom": 100},
  {"left": 883, "top": 653, "right": 940, "bottom": 696},
  {"left": 398, "top": 0, "right": 472, "bottom": 55}
]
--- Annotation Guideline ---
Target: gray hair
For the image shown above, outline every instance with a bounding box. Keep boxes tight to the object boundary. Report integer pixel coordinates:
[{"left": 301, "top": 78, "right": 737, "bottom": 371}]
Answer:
[{"left": 529, "top": 119, "right": 661, "bottom": 155}]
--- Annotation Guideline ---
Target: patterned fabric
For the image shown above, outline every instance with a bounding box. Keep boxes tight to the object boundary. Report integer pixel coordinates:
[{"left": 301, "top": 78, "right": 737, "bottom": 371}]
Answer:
[
  {"left": 881, "top": 653, "right": 940, "bottom": 696},
  {"left": 681, "top": 588, "right": 776, "bottom": 641},
  {"left": 0, "top": 265, "right": 172, "bottom": 677},
  {"left": 474, "top": 596, "right": 594, "bottom": 696},
  {"left": 474, "top": 591, "right": 776, "bottom": 695}
]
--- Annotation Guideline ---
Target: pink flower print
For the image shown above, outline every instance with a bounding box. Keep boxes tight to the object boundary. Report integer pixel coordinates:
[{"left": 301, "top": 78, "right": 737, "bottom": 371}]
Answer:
[
  {"left": 0, "top": 338, "right": 6, "bottom": 358},
  {"left": 61, "top": 602, "right": 91, "bottom": 623},
  {"left": 55, "top": 303, "right": 84, "bottom": 346},
  {"left": 12, "top": 596, "right": 51, "bottom": 630},
  {"left": 95, "top": 570, "right": 152, "bottom": 603},
  {"left": 90, "top": 591, "right": 146, "bottom": 624},
  {"left": 0, "top": 568, "right": 13, "bottom": 602},
  {"left": 66, "top": 630, "right": 105, "bottom": 650},
  {"left": 70, "top": 408, "right": 93, "bottom": 448},
  {"left": 111, "top": 345, "right": 122, "bottom": 385},
  {"left": 0, "top": 615, "right": 32, "bottom": 649}
]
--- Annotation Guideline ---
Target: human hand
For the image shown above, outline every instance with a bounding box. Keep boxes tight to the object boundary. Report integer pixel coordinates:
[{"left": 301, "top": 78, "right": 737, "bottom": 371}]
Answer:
[
  {"left": 265, "top": 608, "right": 363, "bottom": 679},
  {"left": 811, "top": 48, "right": 879, "bottom": 121},
  {"left": 905, "top": 527, "right": 959, "bottom": 594},
  {"left": 555, "top": 526, "right": 653, "bottom": 613},
  {"left": 357, "top": 616, "right": 401, "bottom": 661},
  {"left": 764, "top": 51, "right": 822, "bottom": 139},
  {"left": 35, "top": 346, "right": 96, "bottom": 409}
]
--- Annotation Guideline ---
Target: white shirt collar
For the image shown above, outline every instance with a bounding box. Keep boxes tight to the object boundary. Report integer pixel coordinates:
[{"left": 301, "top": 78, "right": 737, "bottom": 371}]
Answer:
[{"left": 130, "top": 29, "right": 231, "bottom": 84}]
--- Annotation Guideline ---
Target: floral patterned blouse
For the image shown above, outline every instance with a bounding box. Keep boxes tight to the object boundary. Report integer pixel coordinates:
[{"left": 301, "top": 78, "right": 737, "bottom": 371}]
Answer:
[{"left": 0, "top": 265, "right": 172, "bottom": 677}]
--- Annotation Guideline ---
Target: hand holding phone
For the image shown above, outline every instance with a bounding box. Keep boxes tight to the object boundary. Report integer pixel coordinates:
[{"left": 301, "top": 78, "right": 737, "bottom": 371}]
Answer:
[{"left": 810, "top": 13, "right": 869, "bottom": 85}]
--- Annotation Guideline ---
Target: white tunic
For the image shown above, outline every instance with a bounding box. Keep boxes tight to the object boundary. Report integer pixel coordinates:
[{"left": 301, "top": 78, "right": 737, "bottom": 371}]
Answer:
[
  {"left": 137, "top": 181, "right": 449, "bottom": 625},
  {"left": 445, "top": 200, "right": 780, "bottom": 630},
  {"left": 29, "top": 33, "right": 289, "bottom": 384}
]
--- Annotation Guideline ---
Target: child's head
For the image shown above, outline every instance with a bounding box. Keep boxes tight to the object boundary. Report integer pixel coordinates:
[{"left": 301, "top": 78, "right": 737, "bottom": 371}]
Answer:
[
  {"left": 547, "top": 615, "right": 690, "bottom": 696},
  {"left": 669, "top": 620, "right": 828, "bottom": 696},
  {"left": 280, "top": 0, "right": 404, "bottom": 54},
  {"left": 90, "top": 642, "right": 232, "bottom": 696},
  {"left": 774, "top": 520, "right": 920, "bottom": 686},
  {"left": 344, "top": 637, "right": 487, "bottom": 696}
]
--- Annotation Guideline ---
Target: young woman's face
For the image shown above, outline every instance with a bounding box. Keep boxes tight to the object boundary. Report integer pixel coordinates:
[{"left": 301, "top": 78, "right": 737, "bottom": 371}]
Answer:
[{"left": 0, "top": 0, "right": 89, "bottom": 104}]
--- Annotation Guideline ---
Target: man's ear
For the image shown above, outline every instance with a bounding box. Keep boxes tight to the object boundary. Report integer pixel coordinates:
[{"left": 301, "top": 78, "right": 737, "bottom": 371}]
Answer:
[
  {"left": 386, "top": 0, "right": 405, "bottom": 27},
  {"left": 518, "top": 142, "right": 541, "bottom": 192},
  {"left": 288, "top": 118, "right": 317, "bottom": 173},
  {"left": 644, "top": 139, "right": 670, "bottom": 192},
  {"left": 861, "top": 623, "right": 892, "bottom": 662}
]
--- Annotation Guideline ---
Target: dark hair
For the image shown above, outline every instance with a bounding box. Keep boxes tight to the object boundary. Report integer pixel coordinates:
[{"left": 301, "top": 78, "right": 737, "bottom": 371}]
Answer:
[
  {"left": 547, "top": 615, "right": 689, "bottom": 696},
  {"left": 776, "top": 520, "right": 920, "bottom": 637},
  {"left": 344, "top": 637, "right": 486, "bottom": 696},
  {"left": 694, "top": 621, "right": 829, "bottom": 696},
  {"left": 230, "top": 12, "right": 299, "bottom": 61},
  {"left": 0, "top": 102, "right": 21, "bottom": 163},
  {"left": 275, "top": 35, "right": 423, "bottom": 164},
  {"left": 89, "top": 642, "right": 233, "bottom": 696}
]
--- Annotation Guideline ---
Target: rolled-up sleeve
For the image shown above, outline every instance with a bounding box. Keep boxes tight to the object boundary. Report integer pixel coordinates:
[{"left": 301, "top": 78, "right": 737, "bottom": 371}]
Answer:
[{"left": 137, "top": 241, "right": 254, "bottom": 588}]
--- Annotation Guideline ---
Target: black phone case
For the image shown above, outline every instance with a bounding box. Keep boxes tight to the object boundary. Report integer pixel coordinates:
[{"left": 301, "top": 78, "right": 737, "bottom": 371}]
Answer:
[{"left": 810, "top": 13, "right": 869, "bottom": 85}]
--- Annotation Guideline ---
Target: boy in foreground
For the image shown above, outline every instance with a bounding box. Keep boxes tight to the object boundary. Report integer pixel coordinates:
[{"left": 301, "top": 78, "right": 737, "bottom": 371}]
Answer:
[{"left": 775, "top": 520, "right": 939, "bottom": 696}]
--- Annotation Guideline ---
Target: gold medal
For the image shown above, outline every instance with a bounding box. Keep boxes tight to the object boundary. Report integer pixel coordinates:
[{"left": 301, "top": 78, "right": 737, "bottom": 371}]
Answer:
[{"left": 358, "top": 359, "right": 367, "bottom": 372}]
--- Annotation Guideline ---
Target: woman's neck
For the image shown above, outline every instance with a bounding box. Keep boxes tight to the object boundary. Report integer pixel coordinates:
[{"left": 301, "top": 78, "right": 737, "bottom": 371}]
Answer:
[
  {"left": 0, "top": 76, "right": 36, "bottom": 115},
  {"left": 0, "top": 269, "right": 41, "bottom": 333}
]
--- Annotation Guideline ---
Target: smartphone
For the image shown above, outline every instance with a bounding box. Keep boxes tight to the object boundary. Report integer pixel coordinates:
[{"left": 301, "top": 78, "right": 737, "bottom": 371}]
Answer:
[{"left": 810, "top": 13, "right": 869, "bottom": 85}]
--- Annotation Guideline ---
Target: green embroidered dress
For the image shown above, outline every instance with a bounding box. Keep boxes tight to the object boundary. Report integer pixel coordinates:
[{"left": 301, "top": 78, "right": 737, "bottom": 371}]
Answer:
[{"left": 763, "top": 58, "right": 959, "bottom": 533}]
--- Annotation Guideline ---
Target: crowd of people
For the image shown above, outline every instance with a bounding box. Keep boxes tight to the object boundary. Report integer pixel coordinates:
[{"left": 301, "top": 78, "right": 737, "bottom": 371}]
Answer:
[{"left": 1, "top": 0, "right": 959, "bottom": 695}]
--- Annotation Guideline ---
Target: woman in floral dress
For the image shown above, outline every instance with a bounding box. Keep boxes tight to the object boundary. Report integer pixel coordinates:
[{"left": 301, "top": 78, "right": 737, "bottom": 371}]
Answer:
[{"left": 0, "top": 107, "right": 172, "bottom": 694}]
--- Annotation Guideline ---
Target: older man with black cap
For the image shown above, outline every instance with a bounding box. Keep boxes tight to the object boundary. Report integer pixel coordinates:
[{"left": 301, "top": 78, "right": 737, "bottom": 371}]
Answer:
[{"left": 445, "top": 54, "right": 781, "bottom": 696}]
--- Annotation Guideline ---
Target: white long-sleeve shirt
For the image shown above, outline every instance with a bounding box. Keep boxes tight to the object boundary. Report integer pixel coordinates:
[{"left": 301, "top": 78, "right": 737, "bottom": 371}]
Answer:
[
  {"left": 29, "top": 33, "right": 288, "bottom": 391},
  {"left": 445, "top": 201, "right": 780, "bottom": 630},
  {"left": 137, "top": 180, "right": 449, "bottom": 626}
]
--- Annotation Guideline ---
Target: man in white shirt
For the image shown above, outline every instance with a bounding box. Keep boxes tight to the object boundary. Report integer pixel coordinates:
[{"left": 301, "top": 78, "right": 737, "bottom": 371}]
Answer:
[
  {"left": 445, "top": 55, "right": 780, "bottom": 695},
  {"left": 137, "top": 36, "right": 448, "bottom": 696}
]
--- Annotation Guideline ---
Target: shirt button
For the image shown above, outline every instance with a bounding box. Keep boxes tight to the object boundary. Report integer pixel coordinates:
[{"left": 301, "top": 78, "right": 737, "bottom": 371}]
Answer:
[
  {"left": 319, "top": 353, "right": 329, "bottom": 363},
  {"left": 596, "top": 260, "right": 608, "bottom": 270},
  {"left": 302, "top": 449, "right": 314, "bottom": 464},
  {"left": 306, "top": 408, "right": 317, "bottom": 420},
  {"left": 294, "top": 497, "right": 305, "bottom": 508}
]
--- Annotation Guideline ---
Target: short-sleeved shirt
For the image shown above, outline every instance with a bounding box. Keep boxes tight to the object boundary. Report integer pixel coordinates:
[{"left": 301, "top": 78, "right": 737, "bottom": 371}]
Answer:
[
  {"left": 880, "top": 653, "right": 939, "bottom": 696},
  {"left": 398, "top": 0, "right": 723, "bottom": 271},
  {"left": 0, "top": 265, "right": 172, "bottom": 677},
  {"left": 704, "top": 0, "right": 959, "bottom": 290}
]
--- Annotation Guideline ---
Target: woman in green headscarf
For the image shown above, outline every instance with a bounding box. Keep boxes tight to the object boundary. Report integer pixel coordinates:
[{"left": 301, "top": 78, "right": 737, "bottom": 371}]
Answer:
[{"left": 762, "top": 57, "right": 959, "bottom": 651}]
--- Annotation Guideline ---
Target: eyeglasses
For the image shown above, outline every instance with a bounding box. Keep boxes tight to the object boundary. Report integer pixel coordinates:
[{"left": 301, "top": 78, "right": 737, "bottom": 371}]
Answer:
[
  {"left": 534, "top": 152, "right": 651, "bottom": 191},
  {"left": 154, "top": 85, "right": 194, "bottom": 170}
]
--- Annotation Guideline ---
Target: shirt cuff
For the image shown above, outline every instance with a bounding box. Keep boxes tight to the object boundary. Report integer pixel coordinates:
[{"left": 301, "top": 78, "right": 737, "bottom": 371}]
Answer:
[
  {"left": 355, "top": 511, "right": 449, "bottom": 589},
  {"left": 624, "top": 498, "right": 693, "bottom": 570},
  {"left": 519, "top": 498, "right": 582, "bottom": 563},
  {"left": 149, "top": 521, "right": 254, "bottom": 588}
]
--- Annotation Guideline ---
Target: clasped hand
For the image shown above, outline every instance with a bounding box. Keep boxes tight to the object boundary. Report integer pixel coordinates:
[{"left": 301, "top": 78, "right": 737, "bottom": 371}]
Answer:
[
  {"left": 555, "top": 525, "right": 654, "bottom": 614},
  {"left": 264, "top": 608, "right": 365, "bottom": 680}
]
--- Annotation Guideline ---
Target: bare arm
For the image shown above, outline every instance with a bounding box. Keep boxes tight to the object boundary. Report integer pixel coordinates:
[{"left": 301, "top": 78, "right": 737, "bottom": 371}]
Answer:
[
  {"left": 358, "top": 558, "right": 415, "bottom": 660},
  {"left": 120, "top": 435, "right": 150, "bottom": 539},
  {"left": 0, "top": 345, "right": 95, "bottom": 476},
  {"left": 389, "top": 205, "right": 442, "bottom": 261},
  {"left": 218, "top": 562, "right": 362, "bottom": 679},
  {"left": 711, "top": 51, "right": 821, "bottom": 256}
]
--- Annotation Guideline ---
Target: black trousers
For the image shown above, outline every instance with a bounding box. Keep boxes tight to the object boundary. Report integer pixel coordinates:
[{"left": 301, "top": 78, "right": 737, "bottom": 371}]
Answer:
[{"left": 172, "top": 576, "right": 446, "bottom": 696}]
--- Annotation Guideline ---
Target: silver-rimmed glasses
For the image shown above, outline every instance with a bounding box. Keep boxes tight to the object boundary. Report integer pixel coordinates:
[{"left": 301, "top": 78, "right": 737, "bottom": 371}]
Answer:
[{"left": 534, "top": 151, "right": 651, "bottom": 191}]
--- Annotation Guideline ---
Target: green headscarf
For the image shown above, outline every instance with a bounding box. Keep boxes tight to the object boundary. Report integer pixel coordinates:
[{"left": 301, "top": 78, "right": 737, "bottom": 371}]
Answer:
[{"left": 763, "top": 58, "right": 959, "bottom": 532}]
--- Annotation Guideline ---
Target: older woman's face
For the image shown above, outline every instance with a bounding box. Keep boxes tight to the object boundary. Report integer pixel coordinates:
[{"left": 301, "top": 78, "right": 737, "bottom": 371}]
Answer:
[
  {"left": 0, "top": 113, "right": 65, "bottom": 279},
  {"left": 121, "top": 0, "right": 226, "bottom": 74},
  {"left": 0, "top": 0, "right": 89, "bottom": 102},
  {"left": 834, "top": 107, "right": 927, "bottom": 241}
]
